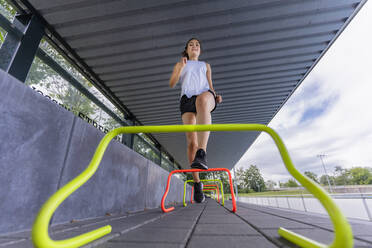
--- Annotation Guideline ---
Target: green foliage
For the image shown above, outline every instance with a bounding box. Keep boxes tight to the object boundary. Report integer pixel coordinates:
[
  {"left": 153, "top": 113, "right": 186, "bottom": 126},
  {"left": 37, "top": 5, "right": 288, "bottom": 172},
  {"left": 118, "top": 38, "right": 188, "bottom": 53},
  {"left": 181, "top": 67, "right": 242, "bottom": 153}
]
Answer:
[
  {"left": 0, "top": 27, "right": 4, "bottom": 44},
  {"left": 304, "top": 171, "right": 319, "bottom": 183},
  {"left": 133, "top": 135, "right": 160, "bottom": 165},
  {"left": 235, "top": 165, "right": 266, "bottom": 192},
  {"left": 333, "top": 166, "right": 352, "bottom": 186},
  {"left": 0, "top": 0, "right": 17, "bottom": 21},
  {"left": 319, "top": 175, "right": 335, "bottom": 186},
  {"left": 27, "top": 56, "right": 97, "bottom": 117},
  {"left": 203, "top": 171, "right": 230, "bottom": 194},
  {"left": 26, "top": 40, "right": 98, "bottom": 117},
  {"left": 318, "top": 166, "right": 372, "bottom": 186},
  {"left": 186, "top": 173, "right": 193, "bottom": 181},
  {"left": 1, "top": 0, "right": 17, "bottom": 46},
  {"left": 281, "top": 178, "right": 299, "bottom": 187},
  {"left": 349, "top": 167, "right": 372, "bottom": 185},
  {"left": 235, "top": 167, "right": 246, "bottom": 189}
]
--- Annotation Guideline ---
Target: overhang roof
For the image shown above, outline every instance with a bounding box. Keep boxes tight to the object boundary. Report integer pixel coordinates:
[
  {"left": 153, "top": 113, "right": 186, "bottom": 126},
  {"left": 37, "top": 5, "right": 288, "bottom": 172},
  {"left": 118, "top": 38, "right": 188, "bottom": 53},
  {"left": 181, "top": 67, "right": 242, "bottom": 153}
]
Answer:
[{"left": 22, "top": 0, "right": 365, "bottom": 169}]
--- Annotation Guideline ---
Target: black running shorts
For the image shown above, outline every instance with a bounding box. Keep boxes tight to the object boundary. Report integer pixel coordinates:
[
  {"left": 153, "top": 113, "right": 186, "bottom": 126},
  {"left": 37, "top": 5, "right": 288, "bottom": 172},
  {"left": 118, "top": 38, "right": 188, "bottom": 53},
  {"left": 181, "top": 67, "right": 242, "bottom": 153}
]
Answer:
[{"left": 180, "top": 90, "right": 217, "bottom": 116}]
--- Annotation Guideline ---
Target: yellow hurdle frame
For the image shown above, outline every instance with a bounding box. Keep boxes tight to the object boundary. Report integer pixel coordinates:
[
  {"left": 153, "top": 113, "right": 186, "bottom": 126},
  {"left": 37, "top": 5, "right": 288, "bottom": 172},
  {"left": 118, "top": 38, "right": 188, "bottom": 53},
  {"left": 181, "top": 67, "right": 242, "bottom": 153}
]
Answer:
[{"left": 32, "top": 124, "right": 353, "bottom": 248}]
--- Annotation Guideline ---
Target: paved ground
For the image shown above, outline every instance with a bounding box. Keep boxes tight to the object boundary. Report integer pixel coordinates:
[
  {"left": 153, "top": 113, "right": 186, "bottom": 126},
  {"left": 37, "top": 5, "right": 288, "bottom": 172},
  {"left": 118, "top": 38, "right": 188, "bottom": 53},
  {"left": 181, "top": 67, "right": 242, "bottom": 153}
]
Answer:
[{"left": 1, "top": 199, "right": 372, "bottom": 247}]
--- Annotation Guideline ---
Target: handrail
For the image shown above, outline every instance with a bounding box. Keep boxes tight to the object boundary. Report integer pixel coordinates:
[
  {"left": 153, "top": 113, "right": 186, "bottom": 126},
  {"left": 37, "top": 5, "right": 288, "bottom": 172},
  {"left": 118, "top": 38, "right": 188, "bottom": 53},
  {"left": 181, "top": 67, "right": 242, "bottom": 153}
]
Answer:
[
  {"left": 161, "top": 168, "right": 236, "bottom": 213},
  {"left": 239, "top": 193, "right": 372, "bottom": 199},
  {"left": 203, "top": 185, "right": 220, "bottom": 203},
  {"left": 32, "top": 124, "right": 353, "bottom": 248},
  {"left": 183, "top": 179, "right": 224, "bottom": 207}
]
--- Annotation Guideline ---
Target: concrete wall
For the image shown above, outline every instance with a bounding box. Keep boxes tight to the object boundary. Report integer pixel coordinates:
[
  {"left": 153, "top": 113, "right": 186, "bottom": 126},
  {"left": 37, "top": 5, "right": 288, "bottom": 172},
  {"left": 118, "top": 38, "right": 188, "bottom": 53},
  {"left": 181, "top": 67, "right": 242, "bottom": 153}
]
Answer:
[{"left": 0, "top": 69, "right": 191, "bottom": 234}]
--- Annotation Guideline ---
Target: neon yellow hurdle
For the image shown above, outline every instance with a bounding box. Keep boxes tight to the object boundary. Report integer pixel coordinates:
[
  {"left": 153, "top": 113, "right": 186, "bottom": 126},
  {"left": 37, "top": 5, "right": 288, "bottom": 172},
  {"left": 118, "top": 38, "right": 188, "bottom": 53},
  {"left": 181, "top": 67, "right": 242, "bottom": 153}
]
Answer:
[
  {"left": 183, "top": 179, "right": 224, "bottom": 207},
  {"left": 32, "top": 124, "right": 353, "bottom": 248}
]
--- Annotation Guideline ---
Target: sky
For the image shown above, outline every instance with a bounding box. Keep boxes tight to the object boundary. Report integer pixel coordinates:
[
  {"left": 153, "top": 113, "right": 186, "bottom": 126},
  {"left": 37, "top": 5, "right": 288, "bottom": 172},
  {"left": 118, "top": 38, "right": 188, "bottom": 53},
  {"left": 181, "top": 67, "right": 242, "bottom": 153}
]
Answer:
[{"left": 234, "top": 1, "right": 372, "bottom": 183}]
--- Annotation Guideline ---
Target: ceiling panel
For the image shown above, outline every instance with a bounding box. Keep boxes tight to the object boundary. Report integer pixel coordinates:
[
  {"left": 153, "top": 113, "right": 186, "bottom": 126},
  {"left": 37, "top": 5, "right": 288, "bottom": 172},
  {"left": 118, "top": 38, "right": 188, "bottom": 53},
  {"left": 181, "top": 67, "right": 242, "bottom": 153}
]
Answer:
[{"left": 25, "top": 0, "right": 366, "bottom": 169}]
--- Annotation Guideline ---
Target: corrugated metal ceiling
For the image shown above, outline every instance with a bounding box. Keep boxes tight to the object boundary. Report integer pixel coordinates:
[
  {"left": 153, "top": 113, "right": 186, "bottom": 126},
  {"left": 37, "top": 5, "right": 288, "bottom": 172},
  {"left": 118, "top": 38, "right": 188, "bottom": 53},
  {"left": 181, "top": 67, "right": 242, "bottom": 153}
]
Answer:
[{"left": 23, "top": 0, "right": 365, "bottom": 169}]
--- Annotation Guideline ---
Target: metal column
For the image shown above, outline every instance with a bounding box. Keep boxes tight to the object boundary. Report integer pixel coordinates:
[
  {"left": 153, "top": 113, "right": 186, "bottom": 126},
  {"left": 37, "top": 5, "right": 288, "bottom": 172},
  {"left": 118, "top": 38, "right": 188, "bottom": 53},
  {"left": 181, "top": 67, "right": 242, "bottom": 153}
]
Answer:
[{"left": 5, "top": 14, "right": 44, "bottom": 82}]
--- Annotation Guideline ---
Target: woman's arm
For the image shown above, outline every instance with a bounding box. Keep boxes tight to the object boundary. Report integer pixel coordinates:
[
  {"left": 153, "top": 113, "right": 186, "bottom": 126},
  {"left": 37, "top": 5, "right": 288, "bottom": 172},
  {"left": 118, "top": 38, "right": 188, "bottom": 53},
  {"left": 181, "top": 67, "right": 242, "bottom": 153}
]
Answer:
[
  {"left": 169, "top": 58, "right": 187, "bottom": 88},
  {"left": 206, "top": 63, "right": 222, "bottom": 103}
]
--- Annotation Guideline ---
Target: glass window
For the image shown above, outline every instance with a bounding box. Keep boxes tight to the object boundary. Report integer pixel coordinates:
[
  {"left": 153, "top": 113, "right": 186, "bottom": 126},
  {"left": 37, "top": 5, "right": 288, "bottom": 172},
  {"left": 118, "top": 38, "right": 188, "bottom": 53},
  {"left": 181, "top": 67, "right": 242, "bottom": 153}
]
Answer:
[
  {"left": 0, "top": 26, "right": 5, "bottom": 48},
  {"left": 161, "top": 153, "right": 173, "bottom": 172},
  {"left": 0, "top": 0, "right": 16, "bottom": 22},
  {"left": 39, "top": 40, "right": 123, "bottom": 117},
  {"left": 133, "top": 135, "right": 160, "bottom": 165},
  {"left": 25, "top": 55, "right": 123, "bottom": 142},
  {"left": 0, "top": 0, "right": 17, "bottom": 48}
]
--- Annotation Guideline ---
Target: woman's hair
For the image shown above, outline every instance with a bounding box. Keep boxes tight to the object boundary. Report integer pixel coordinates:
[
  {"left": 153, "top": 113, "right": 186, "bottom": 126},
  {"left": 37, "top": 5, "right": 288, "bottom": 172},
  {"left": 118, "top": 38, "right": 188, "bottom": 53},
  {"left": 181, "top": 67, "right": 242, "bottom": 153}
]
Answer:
[{"left": 182, "top": 37, "right": 202, "bottom": 59}]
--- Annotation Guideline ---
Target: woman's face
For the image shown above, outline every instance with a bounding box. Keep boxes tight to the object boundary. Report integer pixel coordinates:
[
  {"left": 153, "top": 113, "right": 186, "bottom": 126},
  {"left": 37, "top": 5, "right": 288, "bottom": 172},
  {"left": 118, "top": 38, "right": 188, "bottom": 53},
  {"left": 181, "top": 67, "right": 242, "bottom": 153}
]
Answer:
[{"left": 186, "top": 39, "right": 201, "bottom": 58}]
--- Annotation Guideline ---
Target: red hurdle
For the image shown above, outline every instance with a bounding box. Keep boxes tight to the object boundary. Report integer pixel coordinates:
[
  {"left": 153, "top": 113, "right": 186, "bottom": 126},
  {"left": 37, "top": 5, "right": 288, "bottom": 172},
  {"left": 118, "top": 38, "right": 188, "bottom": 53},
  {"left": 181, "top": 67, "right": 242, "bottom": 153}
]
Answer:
[{"left": 161, "top": 168, "right": 236, "bottom": 213}]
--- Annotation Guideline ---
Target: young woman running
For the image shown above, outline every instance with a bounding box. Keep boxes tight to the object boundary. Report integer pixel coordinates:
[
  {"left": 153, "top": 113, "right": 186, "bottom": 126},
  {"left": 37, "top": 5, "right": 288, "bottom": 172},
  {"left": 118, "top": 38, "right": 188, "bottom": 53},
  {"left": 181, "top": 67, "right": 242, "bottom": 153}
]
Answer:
[{"left": 169, "top": 38, "right": 222, "bottom": 203}]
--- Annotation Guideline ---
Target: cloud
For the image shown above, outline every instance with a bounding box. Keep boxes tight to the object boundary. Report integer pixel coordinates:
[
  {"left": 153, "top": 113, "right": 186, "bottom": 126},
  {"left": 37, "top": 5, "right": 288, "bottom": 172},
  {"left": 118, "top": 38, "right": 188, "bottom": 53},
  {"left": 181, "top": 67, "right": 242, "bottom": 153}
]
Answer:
[{"left": 234, "top": 1, "right": 372, "bottom": 183}]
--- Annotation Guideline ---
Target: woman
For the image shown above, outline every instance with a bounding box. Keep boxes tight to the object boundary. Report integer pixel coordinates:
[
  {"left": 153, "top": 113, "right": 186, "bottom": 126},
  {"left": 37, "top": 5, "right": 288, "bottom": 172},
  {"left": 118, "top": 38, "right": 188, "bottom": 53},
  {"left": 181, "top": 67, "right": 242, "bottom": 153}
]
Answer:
[{"left": 169, "top": 38, "right": 222, "bottom": 203}]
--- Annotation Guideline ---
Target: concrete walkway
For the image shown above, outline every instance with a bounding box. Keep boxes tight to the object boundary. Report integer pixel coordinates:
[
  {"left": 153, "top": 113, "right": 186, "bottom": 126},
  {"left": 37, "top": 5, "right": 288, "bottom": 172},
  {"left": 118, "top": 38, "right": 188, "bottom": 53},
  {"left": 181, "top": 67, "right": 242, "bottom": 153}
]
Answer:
[{"left": 1, "top": 199, "right": 372, "bottom": 247}]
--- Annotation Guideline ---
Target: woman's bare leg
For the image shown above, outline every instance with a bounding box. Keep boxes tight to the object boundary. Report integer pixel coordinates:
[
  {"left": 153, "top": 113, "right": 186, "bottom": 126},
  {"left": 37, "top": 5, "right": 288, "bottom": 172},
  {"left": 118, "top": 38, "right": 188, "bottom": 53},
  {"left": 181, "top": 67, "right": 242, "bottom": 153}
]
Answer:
[
  {"left": 195, "top": 91, "right": 216, "bottom": 151},
  {"left": 181, "top": 112, "right": 200, "bottom": 182}
]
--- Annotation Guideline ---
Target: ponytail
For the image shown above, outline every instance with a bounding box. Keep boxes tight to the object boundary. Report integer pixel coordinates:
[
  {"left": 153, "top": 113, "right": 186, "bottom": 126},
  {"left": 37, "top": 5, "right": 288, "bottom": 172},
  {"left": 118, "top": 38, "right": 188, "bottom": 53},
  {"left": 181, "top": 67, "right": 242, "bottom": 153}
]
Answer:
[{"left": 182, "top": 49, "right": 189, "bottom": 59}]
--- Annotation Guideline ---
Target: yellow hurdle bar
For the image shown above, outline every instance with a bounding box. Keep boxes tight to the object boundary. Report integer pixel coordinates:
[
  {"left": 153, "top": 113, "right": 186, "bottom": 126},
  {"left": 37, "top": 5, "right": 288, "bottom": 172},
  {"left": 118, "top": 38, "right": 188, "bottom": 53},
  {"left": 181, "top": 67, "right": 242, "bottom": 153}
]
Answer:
[{"left": 32, "top": 124, "right": 353, "bottom": 248}]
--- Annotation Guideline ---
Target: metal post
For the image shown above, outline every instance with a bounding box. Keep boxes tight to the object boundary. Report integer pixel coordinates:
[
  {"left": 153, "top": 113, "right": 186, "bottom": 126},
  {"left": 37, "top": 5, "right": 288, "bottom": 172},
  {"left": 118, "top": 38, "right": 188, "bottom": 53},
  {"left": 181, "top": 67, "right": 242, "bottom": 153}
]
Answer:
[
  {"left": 158, "top": 146, "right": 162, "bottom": 166},
  {"left": 233, "top": 167, "right": 238, "bottom": 202},
  {"left": 361, "top": 194, "right": 372, "bottom": 221},
  {"left": 317, "top": 154, "right": 333, "bottom": 193},
  {"left": 0, "top": 14, "right": 26, "bottom": 70},
  {"left": 301, "top": 194, "right": 307, "bottom": 212},
  {"left": 7, "top": 15, "right": 44, "bottom": 82}
]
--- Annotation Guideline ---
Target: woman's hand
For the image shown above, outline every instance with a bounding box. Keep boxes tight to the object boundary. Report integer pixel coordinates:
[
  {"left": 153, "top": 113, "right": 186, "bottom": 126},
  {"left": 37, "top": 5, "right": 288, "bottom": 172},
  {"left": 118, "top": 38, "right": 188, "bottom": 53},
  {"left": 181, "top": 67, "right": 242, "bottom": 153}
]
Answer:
[
  {"left": 180, "top": 57, "right": 187, "bottom": 68},
  {"left": 169, "top": 57, "right": 187, "bottom": 88},
  {"left": 211, "top": 90, "right": 222, "bottom": 104}
]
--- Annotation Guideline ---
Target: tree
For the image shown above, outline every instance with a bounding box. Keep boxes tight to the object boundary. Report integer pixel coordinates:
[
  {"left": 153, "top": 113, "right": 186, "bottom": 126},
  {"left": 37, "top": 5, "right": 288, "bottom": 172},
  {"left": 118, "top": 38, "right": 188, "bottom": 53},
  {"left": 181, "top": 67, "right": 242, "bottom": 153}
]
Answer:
[
  {"left": 0, "top": 0, "right": 16, "bottom": 21},
  {"left": 235, "top": 167, "right": 247, "bottom": 191},
  {"left": 349, "top": 167, "right": 372, "bottom": 185},
  {"left": 281, "top": 179, "right": 299, "bottom": 187},
  {"left": 27, "top": 50, "right": 98, "bottom": 118},
  {"left": 1, "top": 0, "right": 17, "bottom": 46},
  {"left": 133, "top": 135, "right": 160, "bottom": 165},
  {"left": 214, "top": 171, "right": 230, "bottom": 194},
  {"left": 24, "top": 40, "right": 128, "bottom": 136},
  {"left": 304, "top": 171, "right": 319, "bottom": 183},
  {"left": 319, "top": 175, "right": 335, "bottom": 186},
  {"left": 242, "top": 165, "right": 266, "bottom": 192},
  {"left": 334, "top": 166, "right": 352, "bottom": 186},
  {"left": 0, "top": 27, "right": 4, "bottom": 44}
]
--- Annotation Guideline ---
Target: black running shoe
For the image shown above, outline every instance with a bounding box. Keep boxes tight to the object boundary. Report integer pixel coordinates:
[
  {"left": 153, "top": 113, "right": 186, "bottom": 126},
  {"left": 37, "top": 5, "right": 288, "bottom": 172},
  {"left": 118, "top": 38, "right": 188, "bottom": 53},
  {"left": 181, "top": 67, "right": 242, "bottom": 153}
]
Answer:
[
  {"left": 194, "top": 182, "right": 205, "bottom": 203},
  {"left": 191, "top": 149, "right": 208, "bottom": 170}
]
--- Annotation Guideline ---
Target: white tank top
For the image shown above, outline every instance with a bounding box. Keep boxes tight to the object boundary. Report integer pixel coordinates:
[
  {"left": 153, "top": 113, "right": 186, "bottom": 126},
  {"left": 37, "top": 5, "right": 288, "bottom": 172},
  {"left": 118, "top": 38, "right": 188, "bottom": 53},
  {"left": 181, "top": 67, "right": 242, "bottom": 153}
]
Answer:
[{"left": 179, "top": 60, "right": 210, "bottom": 98}]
